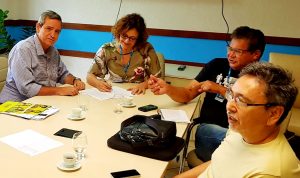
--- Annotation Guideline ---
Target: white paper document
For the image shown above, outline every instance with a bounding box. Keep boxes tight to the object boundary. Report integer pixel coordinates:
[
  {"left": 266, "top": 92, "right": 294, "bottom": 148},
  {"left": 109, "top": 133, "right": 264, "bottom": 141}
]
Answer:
[
  {"left": 159, "top": 109, "right": 190, "bottom": 123},
  {"left": 0, "top": 129, "right": 63, "bottom": 156},
  {"left": 82, "top": 86, "right": 133, "bottom": 101}
]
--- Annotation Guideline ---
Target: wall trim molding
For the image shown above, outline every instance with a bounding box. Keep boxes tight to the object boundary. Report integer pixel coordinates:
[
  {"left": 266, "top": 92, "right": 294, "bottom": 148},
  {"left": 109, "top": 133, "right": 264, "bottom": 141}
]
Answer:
[
  {"left": 58, "top": 49, "right": 95, "bottom": 58},
  {"left": 58, "top": 49, "right": 205, "bottom": 67}
]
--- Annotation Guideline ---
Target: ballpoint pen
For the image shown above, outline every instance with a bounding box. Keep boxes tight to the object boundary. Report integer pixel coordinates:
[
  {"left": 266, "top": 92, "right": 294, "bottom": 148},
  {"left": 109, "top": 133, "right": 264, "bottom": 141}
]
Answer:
[{"left": 98, "top": 77, "right": 112, "bottom": 87}]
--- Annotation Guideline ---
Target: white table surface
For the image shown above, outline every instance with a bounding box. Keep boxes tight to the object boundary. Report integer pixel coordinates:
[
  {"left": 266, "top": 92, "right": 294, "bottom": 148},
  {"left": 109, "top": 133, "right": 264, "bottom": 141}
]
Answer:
[{"left": 0, "top": 83, "right": 199, "bottom": 178}]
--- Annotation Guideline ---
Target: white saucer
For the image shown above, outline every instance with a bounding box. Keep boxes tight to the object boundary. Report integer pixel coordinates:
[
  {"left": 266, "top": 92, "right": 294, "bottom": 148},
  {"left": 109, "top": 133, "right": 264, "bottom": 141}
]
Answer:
[
  {"left": 120, "top": 102, "right": 136, "bottom": 108},
  {"left": 67, "top": 112, "right": 85, "bottom": 121},
  {"left": 57, "top": 161, "right": 81, "bottom": 171}
]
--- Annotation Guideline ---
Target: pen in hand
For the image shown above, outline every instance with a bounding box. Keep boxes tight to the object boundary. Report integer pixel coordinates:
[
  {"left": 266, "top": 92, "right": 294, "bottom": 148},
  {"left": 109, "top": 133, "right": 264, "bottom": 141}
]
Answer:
[
  {"left": 98, "top": 77, "right": 111, "bottom": 85},
  {"left": 98, "top": 77, "right": 112, "bottom": 91},
  {"left": 105, "top": 79, "right": 112, "bottom": 87}
]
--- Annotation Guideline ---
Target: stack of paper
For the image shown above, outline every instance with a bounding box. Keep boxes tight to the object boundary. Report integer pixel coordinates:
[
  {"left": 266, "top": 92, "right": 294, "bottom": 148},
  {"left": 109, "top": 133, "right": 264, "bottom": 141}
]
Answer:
[
  {"left": 0, "top": 101, "right": 59, "bottom": 120},
  {"left": 82, "top": 86, "right": 133, "bottom": 101},
  {"left": 159, "top": 109, "right": 190, "bottom": 123}
]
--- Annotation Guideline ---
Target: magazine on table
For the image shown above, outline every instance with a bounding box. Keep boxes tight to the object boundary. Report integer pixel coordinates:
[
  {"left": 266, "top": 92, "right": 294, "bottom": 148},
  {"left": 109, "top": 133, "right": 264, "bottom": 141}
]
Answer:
[{"left": 0, "top": 101, "right": 59, "bottom": 120}]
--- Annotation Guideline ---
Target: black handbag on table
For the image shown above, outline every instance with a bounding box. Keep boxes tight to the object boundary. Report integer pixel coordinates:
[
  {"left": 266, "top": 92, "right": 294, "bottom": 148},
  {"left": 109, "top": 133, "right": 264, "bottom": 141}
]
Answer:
[
  {"left": 107, "top": 115, "right": 185, "bottom": 161},
  {"left": 119, "top": 114, "right": 176, "bottom": 148}
]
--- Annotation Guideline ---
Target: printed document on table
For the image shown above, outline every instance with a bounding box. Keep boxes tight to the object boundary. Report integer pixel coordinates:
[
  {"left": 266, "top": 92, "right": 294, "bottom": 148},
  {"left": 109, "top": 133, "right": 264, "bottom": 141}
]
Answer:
[
  {"left": 82, "top": 86, "right": 133, "bottom": 100},
  {"left": 0, "top": 101, "right": 59, "bottom": 120},
  {"left": 0, "top": 129, "right": 63, "bottom": 156},
  {"left": 159, "top": 109, "right": 190, "bottom": 123}
]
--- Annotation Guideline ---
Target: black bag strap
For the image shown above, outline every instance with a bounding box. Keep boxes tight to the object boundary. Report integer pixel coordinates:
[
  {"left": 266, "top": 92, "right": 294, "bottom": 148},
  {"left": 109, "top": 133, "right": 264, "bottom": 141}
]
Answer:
[
  {"left": 120, "top": 114, "right": 161, "bottom": 129},
  {"left": 144, "top": 117, "right": 171, "bottom": 139},
  {"left": 120, "top": 115, "right": 147, "bottom": 128}
]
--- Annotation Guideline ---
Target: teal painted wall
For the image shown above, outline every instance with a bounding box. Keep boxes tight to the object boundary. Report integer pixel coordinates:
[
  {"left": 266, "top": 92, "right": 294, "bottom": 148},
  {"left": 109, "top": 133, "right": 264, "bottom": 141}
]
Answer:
[{"left": 6, "top": 26, "right": 300, "bottom": 63}]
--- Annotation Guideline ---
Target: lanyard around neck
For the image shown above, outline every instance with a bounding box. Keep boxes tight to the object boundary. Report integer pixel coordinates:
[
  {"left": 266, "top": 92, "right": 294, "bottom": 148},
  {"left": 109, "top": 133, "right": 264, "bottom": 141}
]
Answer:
[
  {"left": 227, "top": 68, "right": 231, "bottom": 84},
  {"left": 120, "top": 45, "right": 133, "bottom": 74}
]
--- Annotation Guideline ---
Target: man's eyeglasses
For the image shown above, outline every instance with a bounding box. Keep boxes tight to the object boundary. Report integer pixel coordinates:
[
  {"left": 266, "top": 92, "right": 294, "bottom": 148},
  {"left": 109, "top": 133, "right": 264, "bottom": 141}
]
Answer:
[
  {"left": 225, "top": 88, "right": 278, "bottom": 107},
  {"left": 227, "top": 46, "right": 250, "bottom": 57},
  {"left": 120, "top": 34, "right": 137, "bottom": 42}
]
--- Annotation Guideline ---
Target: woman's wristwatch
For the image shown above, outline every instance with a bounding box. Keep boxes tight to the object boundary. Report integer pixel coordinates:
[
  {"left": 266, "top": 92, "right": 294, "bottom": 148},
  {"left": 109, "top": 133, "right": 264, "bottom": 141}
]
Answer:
[{"left": 73, "top": 77, "right": 81, "bottom": 84}]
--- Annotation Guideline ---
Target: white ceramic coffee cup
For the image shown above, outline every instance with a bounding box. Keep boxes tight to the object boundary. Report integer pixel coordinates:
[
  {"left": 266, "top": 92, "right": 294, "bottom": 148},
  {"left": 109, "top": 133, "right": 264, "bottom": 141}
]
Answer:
[
  {"left": 71, "top": 108, "right": 82, "bottom": 118},
  {"left": 63, "top": 152, "right": 76, "bottom": 168},
  {"left": 123, "top": 96, "right": 133, "bottom": 105}
]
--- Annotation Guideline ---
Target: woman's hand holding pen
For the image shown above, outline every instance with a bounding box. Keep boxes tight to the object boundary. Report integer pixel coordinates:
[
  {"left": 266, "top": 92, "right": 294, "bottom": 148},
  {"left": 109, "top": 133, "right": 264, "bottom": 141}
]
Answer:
[{"left": 96, "top": 79, "right": 112, "bottom": 92}]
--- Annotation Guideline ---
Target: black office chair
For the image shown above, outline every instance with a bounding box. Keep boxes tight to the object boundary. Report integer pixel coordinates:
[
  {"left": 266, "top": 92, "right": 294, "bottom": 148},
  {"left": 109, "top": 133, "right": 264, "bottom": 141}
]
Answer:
[
  {"left": 179, "top": 117, "right": 202, "bottom": 173},
  {"left": 178, "top": 95, "right": 204, "bottom": 173}
]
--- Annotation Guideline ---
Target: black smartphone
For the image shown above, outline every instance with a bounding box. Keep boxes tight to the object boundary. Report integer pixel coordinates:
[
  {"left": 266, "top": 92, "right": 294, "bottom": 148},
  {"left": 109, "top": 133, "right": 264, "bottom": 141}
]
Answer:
[
  {"left": 54, "top": 128, "right": 81, "bottom": 139},
  {"left": 178, "top": 65, "right": 186, "bottom": 71},
  {"left": 138, "top": 104, "right": 158, "bottom": 112},
  {"left": 111, "top": 169, "right": 140, "bottom": 178}
]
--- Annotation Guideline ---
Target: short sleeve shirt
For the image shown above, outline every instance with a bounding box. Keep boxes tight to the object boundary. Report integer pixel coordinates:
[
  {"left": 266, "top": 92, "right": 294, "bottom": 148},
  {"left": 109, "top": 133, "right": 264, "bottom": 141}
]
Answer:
[
  {"left": 195, "top": 58, "right": 239, "bottom": 128},
  {"left": 198, "top": 130, "right": 300, "bottom": 177}
]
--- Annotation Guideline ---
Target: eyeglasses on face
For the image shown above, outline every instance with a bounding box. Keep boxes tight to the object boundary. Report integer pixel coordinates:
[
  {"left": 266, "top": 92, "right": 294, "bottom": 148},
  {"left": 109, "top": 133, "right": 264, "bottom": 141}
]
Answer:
[
  {"left": 225, "top": 88, "right": 278, "bottom": 107},
  {"left": 120, "top": 34, "right": 137, "bottom": 42},
  {"left": 227, "top": 46, "right": 250, "bottom": 57}
]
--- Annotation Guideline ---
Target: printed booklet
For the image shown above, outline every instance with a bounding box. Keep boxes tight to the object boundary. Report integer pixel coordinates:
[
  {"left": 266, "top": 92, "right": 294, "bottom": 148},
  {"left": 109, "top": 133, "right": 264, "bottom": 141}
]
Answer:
[{"left": 0, "top": 101, "right": 59, "bottom": 120}]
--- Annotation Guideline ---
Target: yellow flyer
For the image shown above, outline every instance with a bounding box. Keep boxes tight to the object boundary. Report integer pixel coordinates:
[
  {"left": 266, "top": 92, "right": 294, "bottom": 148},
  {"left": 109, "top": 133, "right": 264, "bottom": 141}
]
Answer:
[{"left": 0, "top": 101, "right": 59, "bottom": 120}]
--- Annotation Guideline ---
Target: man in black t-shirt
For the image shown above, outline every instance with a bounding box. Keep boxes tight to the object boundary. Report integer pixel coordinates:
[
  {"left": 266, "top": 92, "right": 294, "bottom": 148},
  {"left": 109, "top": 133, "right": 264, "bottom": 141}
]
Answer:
[
  {"left": 194, "top": 58, "right": 239, "bottom": 128},
  {"left": 148, "top": 26, "right": 266, "bottom": 162}
]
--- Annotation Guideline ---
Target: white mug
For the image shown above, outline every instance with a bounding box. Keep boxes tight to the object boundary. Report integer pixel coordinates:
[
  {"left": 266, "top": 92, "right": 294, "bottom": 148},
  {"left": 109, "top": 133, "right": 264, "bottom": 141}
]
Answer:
[
  {"left": 123, "top": 96, "right": 133, "bottom": 105},
  {"left": 63, "top": 152, "right": 76, "bottom": 168},
  {"left": 71, "top": 108, "right": 82, "bottom": 118}
]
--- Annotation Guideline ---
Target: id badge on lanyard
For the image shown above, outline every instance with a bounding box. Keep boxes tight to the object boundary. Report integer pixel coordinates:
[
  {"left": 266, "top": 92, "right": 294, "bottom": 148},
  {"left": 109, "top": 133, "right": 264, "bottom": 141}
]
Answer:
[{"left": 215, "top": 68, "right": 231, "bottom": 102}]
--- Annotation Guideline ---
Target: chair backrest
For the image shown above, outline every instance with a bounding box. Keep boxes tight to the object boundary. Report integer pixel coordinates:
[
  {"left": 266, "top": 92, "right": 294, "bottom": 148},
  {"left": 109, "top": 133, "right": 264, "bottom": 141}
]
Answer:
[
  {"left": 269, "top": 52, "right": 300, "bottom": 134},
  {"left": 156, "top": 52, "right": 165, "bottom": 79},
  {"left": 269, "top": 52, "right": 300, "bottom": 108},
  {"left": 0, "top": 56, "right": 8, "bottom": 92}
]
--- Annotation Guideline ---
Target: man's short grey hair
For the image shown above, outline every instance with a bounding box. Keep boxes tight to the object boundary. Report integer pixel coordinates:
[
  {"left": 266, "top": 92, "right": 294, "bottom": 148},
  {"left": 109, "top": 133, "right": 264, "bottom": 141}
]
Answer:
[
  {"left": 239, "top": 62, "right": 298, "bottom": 125},
  {"left": 38, "top": 10, "right": 62, "bottom": 26}
]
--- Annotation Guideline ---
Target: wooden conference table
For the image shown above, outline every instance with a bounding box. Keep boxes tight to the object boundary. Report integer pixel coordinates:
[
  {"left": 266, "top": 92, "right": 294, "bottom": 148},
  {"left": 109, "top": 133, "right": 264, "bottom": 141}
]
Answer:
[{"left": 0, "top": 83, "right": 200, "bottom": 178}]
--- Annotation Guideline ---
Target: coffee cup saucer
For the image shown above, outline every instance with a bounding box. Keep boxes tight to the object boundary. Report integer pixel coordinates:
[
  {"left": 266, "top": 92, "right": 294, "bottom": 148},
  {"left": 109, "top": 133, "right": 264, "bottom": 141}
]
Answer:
[
  {"left": 120, "top": 102, "right": 136, "bottom": 108},
  {"left": 67, "top": 112, "right": 86, "bottom": 121},
  {"left": 57, "top": 161, "right": 81, "bottom": 171}
]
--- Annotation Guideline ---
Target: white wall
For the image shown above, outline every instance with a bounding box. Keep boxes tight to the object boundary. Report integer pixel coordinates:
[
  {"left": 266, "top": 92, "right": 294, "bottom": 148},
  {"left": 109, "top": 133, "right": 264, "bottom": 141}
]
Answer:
[
  {"left": 61, "top": 56, "right": 93, "bottom": 81},
  {"left": 1, "top": 0, "right": 300, "bottom": 38}
]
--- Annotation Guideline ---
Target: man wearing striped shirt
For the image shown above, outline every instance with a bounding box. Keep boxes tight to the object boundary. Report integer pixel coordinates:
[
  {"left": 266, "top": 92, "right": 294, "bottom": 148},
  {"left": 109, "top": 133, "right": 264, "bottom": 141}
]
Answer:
[{"left": 0, "top": 10, "right": 85, "bottom": 103}]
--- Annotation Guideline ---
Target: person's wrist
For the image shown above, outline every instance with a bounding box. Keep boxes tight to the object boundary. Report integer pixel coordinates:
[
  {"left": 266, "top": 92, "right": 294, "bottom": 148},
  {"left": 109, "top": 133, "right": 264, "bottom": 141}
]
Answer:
[
  {"left": 73, "top": 77, "right": 81, "bottom": 85},
  {"left": 220, "top": 86, "right": 227, "bottom": 96},
  {"left": 98, "top": 78, "right": 106, "bottom": 82},
  {"left": 142, "top": 81, "right": 148, "bottom": 89},
  {"left": 164, "top": 83, "right": 172, "bottom": 94}
]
